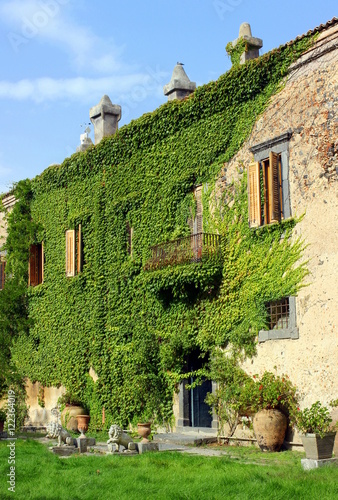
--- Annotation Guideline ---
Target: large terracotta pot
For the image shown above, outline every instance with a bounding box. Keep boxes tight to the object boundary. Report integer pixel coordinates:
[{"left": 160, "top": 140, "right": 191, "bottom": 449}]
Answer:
[
  {"left": 137, "top": 422, "right": 151, "bottom": 443},
  {"left": 77, "top": 415, "right": 90, "bottom": 437},
  {"left": 61, "top": 405, "right": 87, "bottom": 432},
  {"left": 300, "top": 432, "right": 336, "bottom": 459},
  {"left": 253, "top": 409, "right": 287, "bottom": 452}
]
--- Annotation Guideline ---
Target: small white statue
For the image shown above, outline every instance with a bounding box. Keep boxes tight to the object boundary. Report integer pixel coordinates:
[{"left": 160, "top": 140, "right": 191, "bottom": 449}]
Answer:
[{"left": 76, "top": 127, "right": 93, "bottom": 152}]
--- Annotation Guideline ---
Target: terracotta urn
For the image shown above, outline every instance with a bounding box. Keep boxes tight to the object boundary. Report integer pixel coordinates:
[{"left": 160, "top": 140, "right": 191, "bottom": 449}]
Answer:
[
  {"left": 253, "top": 409, "right": 287, "bottom": 452},
  {"left": 61, "top": 405, "right": 87, "bottom": 432},
  {"left": 137, "top": 422, "right": 152, "bottom": 443},
  {"left": 77, "top": 415, "right": 90, "bottom": 437}
]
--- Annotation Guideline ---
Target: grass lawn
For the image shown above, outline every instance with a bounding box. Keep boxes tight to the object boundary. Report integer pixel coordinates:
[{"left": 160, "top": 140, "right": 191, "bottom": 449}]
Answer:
[{"left": 0, "top": 439, "right": 337, "bottom": 499}]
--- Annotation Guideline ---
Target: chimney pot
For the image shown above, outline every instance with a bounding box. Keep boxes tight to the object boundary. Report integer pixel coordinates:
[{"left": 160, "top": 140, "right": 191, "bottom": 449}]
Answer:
[
  {"left": 230, "top": 23, "right": 263, "bottom": 65},
  {"left": 89, "top": 95, "right": 121, "bottom": 144},
  {"left": 163, "top": 63, "right": 196, "bottom": 101},
  {"left": 239, "top": 22, "right": 252, "bottom": 38}
]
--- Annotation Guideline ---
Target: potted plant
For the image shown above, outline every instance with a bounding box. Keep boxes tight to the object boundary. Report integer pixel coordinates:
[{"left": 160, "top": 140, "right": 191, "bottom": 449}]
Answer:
[
  {"left": 296, "top": 401, "right": 337, "bottom": 460},
  {"left": 58, "top": 392, "right": 88, "bottom": 432},
  {"left": 206, "top": 355, "right": 299, "bottom": 451},
  {"left": 249, "top": 371, "right": 299, "bottom": 452}
]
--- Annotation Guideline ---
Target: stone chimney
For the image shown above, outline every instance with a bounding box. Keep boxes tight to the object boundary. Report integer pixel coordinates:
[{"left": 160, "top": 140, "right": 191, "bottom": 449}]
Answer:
[
  {"left": 163, "top": 63, "right": 196, "bottom": 101},
  {"left": 89, "top": 95, "right": 121, "bottom": 145},
  {"left": 232, "top": 23, "right": 263, "bottom": 65}
]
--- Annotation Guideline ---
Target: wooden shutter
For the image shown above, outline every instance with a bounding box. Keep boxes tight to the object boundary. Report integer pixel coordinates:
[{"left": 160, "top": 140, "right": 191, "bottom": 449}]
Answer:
[
  {"left": 248, "top": 162, "right": 261, "bottom": 228},
  {"left": 278, "top": 156, "right": 283, "bottom": 220},
  {"left": 268, "top": 152, "right": 281, "bottom": 223},
  {"left": 77, "top": 224, "right": 82, "bottom": 273},
  {"left": 66, "top": 230, "right": 75, "bottom": 277},
  {"left": 29, "top": 244, "right": 39, "bottom": 286},
  {"left": 194, "top": 185, "right": 203, "bottom": 235},
  {"left": 0, "top": 262, "right": 5, "bottom": 290},
  {"left": 29, "top": 244, "right": 43, "bottom": 285}
]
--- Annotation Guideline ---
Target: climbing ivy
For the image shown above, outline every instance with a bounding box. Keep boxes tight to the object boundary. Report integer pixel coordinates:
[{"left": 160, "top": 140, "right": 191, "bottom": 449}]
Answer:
[
  {"left": 1, "top": 33, "right": 315, "bottom": 429},
  {"left": 0, "top": 180, "right": 34, "bottom": 424},
  {"left": 226, "top": 38, "right": 247, "bottom": 66},
  {"left": 196, "top": 174, "right": 308, "bottom": 357}
]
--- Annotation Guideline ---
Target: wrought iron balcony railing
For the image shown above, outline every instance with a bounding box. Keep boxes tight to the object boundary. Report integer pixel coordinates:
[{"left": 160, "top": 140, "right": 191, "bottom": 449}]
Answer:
[{"left": 144, "top": 233, "right": 221, "bottom": 271}]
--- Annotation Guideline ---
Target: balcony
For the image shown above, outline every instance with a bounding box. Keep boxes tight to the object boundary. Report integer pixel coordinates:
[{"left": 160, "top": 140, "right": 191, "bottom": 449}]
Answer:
[{"left": 144, "top": 233, "right": 221, "bottom": 271}]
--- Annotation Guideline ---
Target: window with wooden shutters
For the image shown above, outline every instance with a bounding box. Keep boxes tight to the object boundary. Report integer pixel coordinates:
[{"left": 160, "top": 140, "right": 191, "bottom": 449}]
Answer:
[
  {"left": 248, "top": 152, "right": 282, "bottom": 227},
  {"left": 194, "top": 186, "right": 203, "bottom": 235},
  {"left": 187, "top": 185, "right": 203, "bottom": 260},
  {"left": 0, "top": 261, "right": 6, "bottom": 290},
  {"left": 66, "top": 230, "right": 75, "bottom": 277},
  {"left": 268, "top": 152, "right": 282, "bottom": 223},
  {"left": 28, "top": 243, "right": 44, "bottom": 286},
  {"left": 77, "top": 224, "right": 82, "bottom": 273},
  {"left": 248, "top": 162, "right": 262, "bottom": 228},
  {"left": 66, "top": 226, "right": 83, "bottom": 276},
  {"left": 187, "top": 185, "right": 203, "bottom": 235}
]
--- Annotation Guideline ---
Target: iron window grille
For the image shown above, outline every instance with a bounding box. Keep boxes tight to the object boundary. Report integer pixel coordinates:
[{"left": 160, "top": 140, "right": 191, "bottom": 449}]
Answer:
[{"left": 266, "top": 297, "right": 290, "bottom": 330}]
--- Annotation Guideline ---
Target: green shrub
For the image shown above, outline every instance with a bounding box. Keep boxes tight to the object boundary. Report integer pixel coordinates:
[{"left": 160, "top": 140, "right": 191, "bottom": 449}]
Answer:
[{"left": 296, "top": 401, "right": 336, "bottom": 437}]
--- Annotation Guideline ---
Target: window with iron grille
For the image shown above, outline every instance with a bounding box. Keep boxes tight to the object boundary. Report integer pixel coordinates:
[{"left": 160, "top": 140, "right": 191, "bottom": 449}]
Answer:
[
  {"left": 266, "top": 298, "right": 289, "bottom": 330},
  {"left": 258, "top": 296, "right": 298, "bottom": 342}
]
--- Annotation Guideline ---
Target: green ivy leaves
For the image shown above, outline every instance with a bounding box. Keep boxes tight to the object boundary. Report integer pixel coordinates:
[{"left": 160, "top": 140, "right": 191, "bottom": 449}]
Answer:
[{"left": 1, "top": 32, "right": 315, "bottom": 428}]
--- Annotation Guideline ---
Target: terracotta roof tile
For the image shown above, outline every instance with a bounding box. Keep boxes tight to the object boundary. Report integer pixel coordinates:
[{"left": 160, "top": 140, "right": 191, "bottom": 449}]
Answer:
[{"left": 285, "top": 17, "right": 338, "bottom": 46}]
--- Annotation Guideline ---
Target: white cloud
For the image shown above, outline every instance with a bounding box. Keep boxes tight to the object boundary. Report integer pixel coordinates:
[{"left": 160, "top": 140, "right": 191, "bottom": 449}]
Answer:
[
  {"left": 0, "top": 74, "right": 165, "bottom": 103},
  {"left": 0, "top": 1, "right": 169, "bottom": 105},
  {"left": 0, "top": 0, "right": 127, "bottom": 74}
]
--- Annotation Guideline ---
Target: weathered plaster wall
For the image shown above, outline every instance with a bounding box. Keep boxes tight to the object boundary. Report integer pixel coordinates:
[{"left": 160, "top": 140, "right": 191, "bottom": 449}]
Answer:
[
  {"left": 0, "top": 211, "right": 7, "bottom": 248},
  {"left": 0, "top": 194, "right": 15, "bottom": 250},
  {"left": 24, "top": 380, "right": 65, "bottom": 427},
  {"left": 215, "top": 27, "right": 338, "bottom": 441}
]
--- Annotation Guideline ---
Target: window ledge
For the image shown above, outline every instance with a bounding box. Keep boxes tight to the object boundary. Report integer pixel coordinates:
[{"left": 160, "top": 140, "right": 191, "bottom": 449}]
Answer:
[
  {"left": 253, "top": 217, "right": 295, "bottom": 231},
  {"left": 258, "top": 327, "right": 299, "bottom": 343}
]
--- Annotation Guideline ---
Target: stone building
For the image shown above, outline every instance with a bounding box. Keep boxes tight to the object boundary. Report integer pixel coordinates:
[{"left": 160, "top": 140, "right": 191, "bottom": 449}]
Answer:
[
  {"left": 1, "top": 18, "right": 337, "bottom": 450},
  {"left": 211, "top": 18, "right": 338, "bottom": 447}
]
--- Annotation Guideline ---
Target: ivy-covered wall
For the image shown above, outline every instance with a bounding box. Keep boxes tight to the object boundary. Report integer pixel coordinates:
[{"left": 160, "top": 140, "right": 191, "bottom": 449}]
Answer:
[{"left": 3, "top": 34, "right": 315, "bottom": 428}]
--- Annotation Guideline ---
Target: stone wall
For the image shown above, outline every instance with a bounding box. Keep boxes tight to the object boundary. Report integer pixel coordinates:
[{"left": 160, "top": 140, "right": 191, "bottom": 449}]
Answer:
[
  {"left": 24, "top": 380, "right": 65, "bottom": 427},
  {"left": 214, "top": 25, "right": 338, "bottom": 444}
]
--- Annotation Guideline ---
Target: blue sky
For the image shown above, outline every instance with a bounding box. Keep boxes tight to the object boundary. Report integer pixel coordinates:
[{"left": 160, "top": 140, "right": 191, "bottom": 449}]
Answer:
[{"left": 0, "top": 0, "right": 336, "bottom": 194}]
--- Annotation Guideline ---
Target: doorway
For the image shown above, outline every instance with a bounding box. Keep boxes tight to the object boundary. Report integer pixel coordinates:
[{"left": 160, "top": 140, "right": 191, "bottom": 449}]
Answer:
[{"left": 182, "top": 351, "right": 212, "bottom": 428}]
